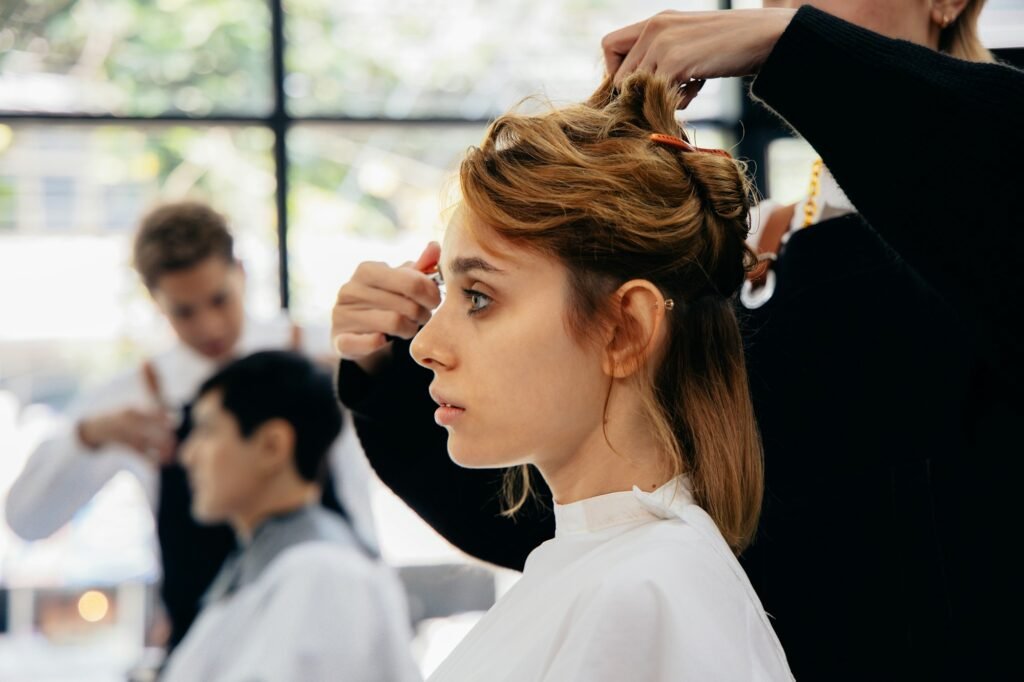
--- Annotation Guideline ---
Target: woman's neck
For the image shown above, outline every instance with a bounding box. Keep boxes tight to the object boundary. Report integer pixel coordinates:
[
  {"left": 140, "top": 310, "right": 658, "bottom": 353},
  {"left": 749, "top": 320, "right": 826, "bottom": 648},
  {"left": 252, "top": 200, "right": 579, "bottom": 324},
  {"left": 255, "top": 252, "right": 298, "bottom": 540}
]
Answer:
[{"left": 537, "top": 393, "right": 673, "bottom": 505}]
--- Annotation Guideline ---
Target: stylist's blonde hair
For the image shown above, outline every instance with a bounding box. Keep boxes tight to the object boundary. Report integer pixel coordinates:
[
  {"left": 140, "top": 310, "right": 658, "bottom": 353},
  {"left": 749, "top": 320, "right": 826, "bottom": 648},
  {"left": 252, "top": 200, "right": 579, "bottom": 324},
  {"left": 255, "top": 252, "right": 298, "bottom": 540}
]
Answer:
[
  {"left": 943, "top": 0, "right": 995, "bottom": 62},
  {"left": 460, "top": 73, "right": 763, "bottom": 554}
]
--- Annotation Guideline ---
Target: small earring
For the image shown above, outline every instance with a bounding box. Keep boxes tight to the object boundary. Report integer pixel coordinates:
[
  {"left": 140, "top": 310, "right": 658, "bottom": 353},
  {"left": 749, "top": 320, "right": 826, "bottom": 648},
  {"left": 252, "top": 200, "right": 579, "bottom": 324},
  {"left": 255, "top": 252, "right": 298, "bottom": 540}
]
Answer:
[
  {"left": 663, "top": 299, "right": 675, "bottom": 311},
  {"left": 942, "top": 14, "right": 952, "bottom": 28}
]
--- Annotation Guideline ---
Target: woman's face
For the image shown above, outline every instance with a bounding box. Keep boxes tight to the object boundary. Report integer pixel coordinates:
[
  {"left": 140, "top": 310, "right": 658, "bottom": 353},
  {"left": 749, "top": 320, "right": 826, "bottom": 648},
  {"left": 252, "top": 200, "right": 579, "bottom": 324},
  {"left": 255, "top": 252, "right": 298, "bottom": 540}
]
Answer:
[{"left": 410, "top": 212, "right": 611, "bottom": 470}]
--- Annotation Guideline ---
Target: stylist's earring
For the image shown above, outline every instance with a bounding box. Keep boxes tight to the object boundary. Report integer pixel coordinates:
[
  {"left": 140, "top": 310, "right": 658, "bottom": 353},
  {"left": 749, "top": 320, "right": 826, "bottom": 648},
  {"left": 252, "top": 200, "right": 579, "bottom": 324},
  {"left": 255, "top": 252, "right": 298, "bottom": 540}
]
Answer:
[{"left": 663, "top": 299, "right": 675, "bottom": 311}]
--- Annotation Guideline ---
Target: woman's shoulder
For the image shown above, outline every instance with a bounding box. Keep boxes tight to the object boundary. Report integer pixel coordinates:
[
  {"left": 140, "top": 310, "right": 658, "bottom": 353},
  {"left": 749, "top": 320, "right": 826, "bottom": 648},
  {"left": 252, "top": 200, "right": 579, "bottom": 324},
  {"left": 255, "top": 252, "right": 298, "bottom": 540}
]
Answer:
[
  {"left": 573, "top": 519, "right": 787, "bottom": 663},
  {"left": 583, "top": 511, "right": 759, "bottom": 612},
  {"left": 562, "top": 522, "right": 786, "bottom": 669}
]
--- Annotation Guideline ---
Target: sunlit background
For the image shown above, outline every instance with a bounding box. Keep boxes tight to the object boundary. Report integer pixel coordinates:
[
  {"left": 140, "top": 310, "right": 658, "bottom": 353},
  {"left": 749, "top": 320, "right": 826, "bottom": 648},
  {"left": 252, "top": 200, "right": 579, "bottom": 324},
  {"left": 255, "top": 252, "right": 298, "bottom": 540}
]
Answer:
[{"left": 0, "top": 0, "right": 1021, "bottom": 679}]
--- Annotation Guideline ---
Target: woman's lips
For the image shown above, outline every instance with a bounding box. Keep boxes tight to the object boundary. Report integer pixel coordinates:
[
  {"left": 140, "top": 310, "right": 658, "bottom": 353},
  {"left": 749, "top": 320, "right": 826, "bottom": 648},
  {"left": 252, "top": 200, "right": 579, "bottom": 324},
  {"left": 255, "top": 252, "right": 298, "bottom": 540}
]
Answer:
[
  {"left": 434, "top": 404, "right": 466, "bottom": 426},
  {"left": 429, "top": 386, "right": 465, "bottom": 426}
]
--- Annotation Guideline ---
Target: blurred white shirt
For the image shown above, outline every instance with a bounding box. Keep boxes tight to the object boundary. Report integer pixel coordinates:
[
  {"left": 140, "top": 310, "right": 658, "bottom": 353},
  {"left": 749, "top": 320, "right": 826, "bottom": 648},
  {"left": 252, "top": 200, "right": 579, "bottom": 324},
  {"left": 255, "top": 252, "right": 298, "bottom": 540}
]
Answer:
[{"left": 161, "top": 505, "right": 420, "bottom": 682}]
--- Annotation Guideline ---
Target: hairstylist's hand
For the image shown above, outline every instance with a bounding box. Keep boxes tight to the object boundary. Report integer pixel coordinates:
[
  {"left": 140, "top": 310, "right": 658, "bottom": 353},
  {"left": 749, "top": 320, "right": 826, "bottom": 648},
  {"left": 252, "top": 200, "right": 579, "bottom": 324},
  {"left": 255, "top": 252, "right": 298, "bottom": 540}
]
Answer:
[
  {"left": 78, "top": 408, "right": 176, "bottom": 464},
  {"left": 332, "top": 242, "right": 442, "bottom": 374},
  {"left": 603, "top": 9, "right": 796, "bottom": 104}
]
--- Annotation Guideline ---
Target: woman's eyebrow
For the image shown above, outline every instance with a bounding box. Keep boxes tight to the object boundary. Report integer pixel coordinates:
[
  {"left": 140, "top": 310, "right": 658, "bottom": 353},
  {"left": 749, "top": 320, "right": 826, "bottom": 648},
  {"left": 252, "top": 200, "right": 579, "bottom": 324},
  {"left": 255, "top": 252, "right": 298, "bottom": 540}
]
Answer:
[{"left": 440, "top": 256, "right": 506, "bottom": 279}]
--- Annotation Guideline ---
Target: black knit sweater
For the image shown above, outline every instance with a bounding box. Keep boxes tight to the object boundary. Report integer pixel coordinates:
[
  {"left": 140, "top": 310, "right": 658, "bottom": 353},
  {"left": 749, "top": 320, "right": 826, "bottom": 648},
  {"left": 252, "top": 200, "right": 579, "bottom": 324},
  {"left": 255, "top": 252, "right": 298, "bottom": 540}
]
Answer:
[{"left": 753, "top": 5, "right": 1024, "bottom": 386}]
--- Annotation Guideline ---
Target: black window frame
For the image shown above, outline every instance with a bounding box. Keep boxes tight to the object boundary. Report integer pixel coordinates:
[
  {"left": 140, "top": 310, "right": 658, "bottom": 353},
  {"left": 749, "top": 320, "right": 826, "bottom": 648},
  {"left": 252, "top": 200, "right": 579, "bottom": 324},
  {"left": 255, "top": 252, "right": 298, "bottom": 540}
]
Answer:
[{"left": 2, "top": 1, "right": 1019, "bottom": 310}]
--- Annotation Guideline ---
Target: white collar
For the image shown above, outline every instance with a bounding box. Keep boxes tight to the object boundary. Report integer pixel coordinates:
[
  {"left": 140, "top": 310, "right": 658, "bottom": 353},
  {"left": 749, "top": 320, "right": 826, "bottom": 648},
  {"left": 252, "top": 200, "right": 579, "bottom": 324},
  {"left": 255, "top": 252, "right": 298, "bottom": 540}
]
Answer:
[{"left": 553, "top": 476, "right": 696, "bottom": 537}]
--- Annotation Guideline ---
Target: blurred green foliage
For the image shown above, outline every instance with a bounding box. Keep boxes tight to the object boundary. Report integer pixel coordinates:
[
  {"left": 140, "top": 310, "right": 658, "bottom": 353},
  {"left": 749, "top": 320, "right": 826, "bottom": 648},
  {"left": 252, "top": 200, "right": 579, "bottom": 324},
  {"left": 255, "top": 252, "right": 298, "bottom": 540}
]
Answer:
[{"left": 0, "top": 0, "right": 272, "bottom": 116}]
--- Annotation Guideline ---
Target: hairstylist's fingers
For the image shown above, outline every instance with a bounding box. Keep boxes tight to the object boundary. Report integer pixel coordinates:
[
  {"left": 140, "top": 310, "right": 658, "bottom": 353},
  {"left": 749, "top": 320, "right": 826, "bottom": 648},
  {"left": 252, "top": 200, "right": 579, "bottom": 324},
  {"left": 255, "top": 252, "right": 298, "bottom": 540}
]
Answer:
[
  {"left": 155, "top": 441, "right": 178, "bottom": 466},
  {"left": 144, "top": 424, "right": 177, "bottom": 465},
  {"left": 333, "top": 332, "right": 390, "bottom": 360},
  {"left": 637, "top": 47, "right": 661, "bottom": 79},
  {"left": 615, "top": 11, "right": 685, "bottom": 85},
  {"left": 602, "top": 19, "right": 646, "bottom": 79},
  {"left": 635, "top": 17, "right": 703, "bottom": 86},
  {"left": 614, "top": 28, "right": 652, "bottom": 85},
  {"left": 611, "top": 9, "right": 796, "bottom": 90},
  {"left": 122, "top": 412, "right": 174, "bottom": 460},
  {"left": 677, "top": 78, "right": 705, "bottom": 109}
]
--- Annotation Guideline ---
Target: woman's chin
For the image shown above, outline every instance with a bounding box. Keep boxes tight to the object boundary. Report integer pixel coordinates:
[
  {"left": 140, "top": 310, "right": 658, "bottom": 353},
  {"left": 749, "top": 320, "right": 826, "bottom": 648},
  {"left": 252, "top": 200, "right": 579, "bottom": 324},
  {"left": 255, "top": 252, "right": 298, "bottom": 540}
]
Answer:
[{"left": 446, "top": 439, "right": 520, "bottom": 469}]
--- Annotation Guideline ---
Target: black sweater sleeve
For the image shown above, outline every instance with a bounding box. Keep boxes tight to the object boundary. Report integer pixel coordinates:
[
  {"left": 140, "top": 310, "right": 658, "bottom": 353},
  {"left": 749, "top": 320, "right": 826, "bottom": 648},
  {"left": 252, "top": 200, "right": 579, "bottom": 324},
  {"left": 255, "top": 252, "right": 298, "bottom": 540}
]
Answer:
[
  {"left": 751, "top": 5, "right": 1024, "bottom": 382},
  {"left": 335, "top": 340, "right": 554, "bottom": 571}
]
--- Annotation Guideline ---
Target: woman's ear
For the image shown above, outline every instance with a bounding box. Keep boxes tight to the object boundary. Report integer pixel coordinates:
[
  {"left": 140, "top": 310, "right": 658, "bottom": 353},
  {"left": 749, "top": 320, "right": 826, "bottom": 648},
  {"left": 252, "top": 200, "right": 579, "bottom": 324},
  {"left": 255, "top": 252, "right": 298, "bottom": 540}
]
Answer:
[
  {"left": 931, "top": 0, "right": 969, "bottom": 27},
  {"left": 602, "top": 279, "right": 672, "bottom": 379}
]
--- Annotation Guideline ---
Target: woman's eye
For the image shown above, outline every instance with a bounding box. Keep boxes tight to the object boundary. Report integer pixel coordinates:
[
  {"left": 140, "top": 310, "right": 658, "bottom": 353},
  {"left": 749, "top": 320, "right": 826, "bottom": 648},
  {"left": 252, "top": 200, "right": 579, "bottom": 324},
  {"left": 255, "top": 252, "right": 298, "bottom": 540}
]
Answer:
[{"left": 463, "top": 288, "right": 493, "bottom": 315}]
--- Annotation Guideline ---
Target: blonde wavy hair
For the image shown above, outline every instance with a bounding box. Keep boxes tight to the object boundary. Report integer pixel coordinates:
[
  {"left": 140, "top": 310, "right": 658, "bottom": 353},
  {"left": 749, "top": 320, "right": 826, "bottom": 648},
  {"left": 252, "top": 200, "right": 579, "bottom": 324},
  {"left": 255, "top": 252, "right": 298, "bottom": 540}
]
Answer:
[{"left": 459, "top": 73, "right": 764, "bottom": 554}]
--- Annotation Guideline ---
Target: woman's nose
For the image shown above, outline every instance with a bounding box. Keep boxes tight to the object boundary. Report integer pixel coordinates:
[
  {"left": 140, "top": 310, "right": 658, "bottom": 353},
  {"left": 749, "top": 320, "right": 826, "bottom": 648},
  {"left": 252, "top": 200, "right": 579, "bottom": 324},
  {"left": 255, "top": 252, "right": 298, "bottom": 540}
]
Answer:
[{"left": 410, "top": 314, "right": 453, "bottom": 371}]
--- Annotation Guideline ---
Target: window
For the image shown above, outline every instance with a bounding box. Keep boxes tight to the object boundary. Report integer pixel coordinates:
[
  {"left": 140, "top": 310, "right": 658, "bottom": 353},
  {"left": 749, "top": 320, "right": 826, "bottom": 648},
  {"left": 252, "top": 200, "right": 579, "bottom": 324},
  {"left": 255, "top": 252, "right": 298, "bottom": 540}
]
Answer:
[
  {"left": 284, "top": 0, "right": 731, "bottom": 119},
  {"left": 0, "top": 0, "right": 273, "bottom": 116}
]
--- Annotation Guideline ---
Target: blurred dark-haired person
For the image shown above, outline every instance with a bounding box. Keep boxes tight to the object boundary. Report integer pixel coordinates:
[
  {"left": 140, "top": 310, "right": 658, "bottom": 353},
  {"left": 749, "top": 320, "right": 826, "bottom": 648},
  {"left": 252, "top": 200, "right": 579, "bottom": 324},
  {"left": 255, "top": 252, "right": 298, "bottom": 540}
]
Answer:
[
  {"left": 5, "top": 200, "right": 377, "bottom": 648},
  {"left": 161, "top": 351, "right": 418, "bottom": 682}
]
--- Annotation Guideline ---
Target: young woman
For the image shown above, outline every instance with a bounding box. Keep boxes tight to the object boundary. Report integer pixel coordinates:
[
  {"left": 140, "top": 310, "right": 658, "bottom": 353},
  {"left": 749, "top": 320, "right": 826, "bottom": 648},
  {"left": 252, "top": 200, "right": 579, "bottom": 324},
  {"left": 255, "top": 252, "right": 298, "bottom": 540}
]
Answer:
[{"left": 407, "top": 73, "right": 791, "bottom": 681}]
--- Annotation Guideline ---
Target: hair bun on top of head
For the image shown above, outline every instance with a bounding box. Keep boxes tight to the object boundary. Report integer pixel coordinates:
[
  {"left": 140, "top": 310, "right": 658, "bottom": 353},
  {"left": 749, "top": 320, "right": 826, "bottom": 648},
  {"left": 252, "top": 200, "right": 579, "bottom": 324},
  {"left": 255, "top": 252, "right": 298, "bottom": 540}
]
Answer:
[{"left": 461, "top": 71, "right": 757, "bottom": 299}]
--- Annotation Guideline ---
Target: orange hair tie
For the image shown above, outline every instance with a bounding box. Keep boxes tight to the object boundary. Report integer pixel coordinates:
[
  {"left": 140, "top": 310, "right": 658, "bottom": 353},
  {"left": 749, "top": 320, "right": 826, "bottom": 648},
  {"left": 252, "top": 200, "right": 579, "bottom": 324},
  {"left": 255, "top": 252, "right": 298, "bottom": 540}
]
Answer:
[{"left": 649, "top": 133, "right": 732, "bottom": 159}]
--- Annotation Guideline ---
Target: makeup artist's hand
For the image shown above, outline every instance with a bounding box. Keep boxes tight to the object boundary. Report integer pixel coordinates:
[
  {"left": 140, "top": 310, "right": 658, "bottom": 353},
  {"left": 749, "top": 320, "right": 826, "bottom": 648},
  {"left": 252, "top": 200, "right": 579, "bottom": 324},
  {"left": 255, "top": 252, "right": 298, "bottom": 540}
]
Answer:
[
  {"left": 332, "top": 242, "right": 442, "bottom": 374},
  {"left": 602, "top": 8, "right": 795, "bottom": 104}
]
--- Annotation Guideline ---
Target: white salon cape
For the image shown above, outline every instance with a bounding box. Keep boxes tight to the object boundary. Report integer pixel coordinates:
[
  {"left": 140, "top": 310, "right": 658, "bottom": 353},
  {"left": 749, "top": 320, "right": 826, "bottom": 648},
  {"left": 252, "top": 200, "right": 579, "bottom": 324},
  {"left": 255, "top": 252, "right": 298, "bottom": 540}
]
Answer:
[
  {"left": 4, "top": 314, "right": 379, "bottom": 554},
  {"left": 161, "top": 505, "right": 421, "bottom": 682},
  {"left": 429, "top": 477, "right": 793, "bottom": 681}
]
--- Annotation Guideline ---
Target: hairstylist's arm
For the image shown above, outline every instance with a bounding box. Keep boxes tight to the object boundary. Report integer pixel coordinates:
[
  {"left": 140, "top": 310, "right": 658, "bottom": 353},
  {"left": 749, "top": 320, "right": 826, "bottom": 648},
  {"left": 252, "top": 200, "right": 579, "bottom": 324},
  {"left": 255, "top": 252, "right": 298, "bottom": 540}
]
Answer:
[
  {"left": 602, "top": 9, "right": 796, "bottom": 98},
  {"left": 331, "top": 242, "right": 441, "bottom": 375}
]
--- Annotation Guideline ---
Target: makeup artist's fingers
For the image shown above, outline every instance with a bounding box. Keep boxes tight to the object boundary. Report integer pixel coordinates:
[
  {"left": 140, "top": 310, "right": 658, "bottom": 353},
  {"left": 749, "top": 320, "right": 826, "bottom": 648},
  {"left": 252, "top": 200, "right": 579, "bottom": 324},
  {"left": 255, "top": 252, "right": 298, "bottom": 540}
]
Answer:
[
  {"left": 336, "top": 280, "right": 431, "bottom": 325},
  {"left": 334, "top": 304, "right": 423, "bottom": 339},
  {"left": 352, "top": 261, "right": 441, "bottom": 311},
  {"left": 333, "top": 332, "right": 390, "bottom": 360},
  {"left": 411, "top": 241, "right": 441, "bottom": 273},
  {"left": 331, "top": 244, "right": 443, "bottom": 367}
]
